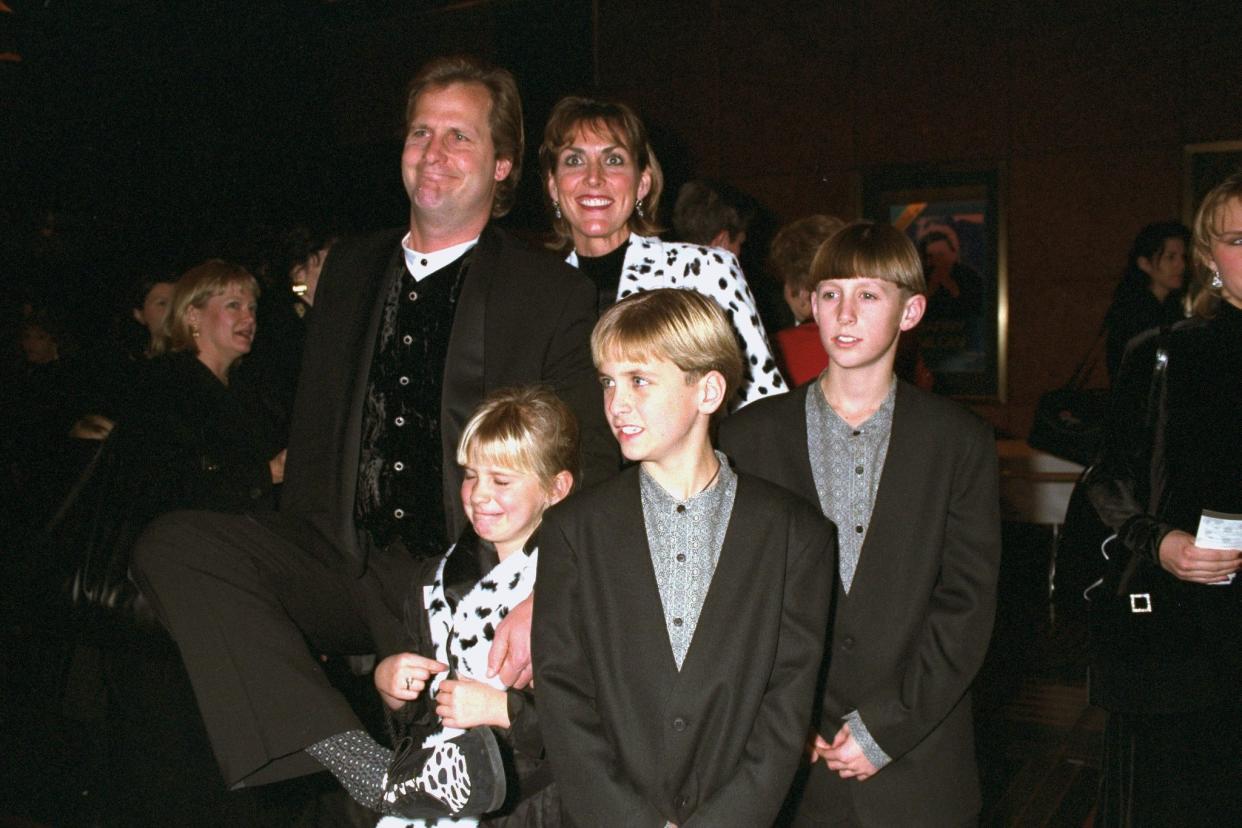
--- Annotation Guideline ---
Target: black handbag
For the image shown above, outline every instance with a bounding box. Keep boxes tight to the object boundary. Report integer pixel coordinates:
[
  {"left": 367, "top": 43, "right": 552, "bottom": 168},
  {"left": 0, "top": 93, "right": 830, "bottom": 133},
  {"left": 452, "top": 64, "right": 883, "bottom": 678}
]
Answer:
[
  {"left": 1028, "top": 331, "right": 1109, "bottom": 466},
  {"left": 1082, "top": 329, "right": 1209, "bottom": 713},
  {"left": 43, "top": 427, "right": 163, "bottom": 646}
]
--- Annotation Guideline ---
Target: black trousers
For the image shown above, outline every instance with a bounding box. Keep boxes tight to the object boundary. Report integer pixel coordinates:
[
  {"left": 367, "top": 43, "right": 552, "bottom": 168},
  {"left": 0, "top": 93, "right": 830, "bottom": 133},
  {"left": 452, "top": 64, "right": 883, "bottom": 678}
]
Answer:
[
  {"left": 130, "top": 510, "right": 420, "bottom": 788},
  {"left": 1097, "top": 702, "right": 1242, "bottom": 827}
]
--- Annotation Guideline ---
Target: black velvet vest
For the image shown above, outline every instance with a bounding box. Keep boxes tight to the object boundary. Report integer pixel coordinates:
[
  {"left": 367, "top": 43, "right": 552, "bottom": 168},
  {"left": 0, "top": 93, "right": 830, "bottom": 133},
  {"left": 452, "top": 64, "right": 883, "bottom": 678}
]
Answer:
[{"left": 355, "top": 251, "right": 471, "bottom": 557}]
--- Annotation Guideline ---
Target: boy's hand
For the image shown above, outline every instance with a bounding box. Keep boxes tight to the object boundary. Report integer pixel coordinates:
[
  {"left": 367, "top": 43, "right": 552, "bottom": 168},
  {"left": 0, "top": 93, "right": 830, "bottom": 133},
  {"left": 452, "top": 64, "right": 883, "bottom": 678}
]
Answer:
[
  {"left": 487, "top": 595, "right": 534, "bottom": 688},
  {"left": 374, "top": 652, "right": 447, "bottom": 711},
  {"left": 435, "top": 678, "right": 509, "bottom": 729},
  {"left": 807, "top": 731, "right": 832, "bottom": 763},
  {"left": 820, "top": 723, "right": 877, "bottom": 781}
]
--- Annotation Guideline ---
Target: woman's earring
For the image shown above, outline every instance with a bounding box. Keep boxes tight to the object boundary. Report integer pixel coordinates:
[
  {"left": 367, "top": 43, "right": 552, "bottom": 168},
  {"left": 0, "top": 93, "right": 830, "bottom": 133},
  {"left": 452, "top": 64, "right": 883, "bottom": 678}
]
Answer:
[
  {"left": 1211, "top": 269, "right": 1224, "bottom": 289},
  {"left": 635, "top": 199, "right": 645, "bottom": 219},
  {"left": 191, "top": 324, "right": 200, "bottom": 339},
  {"left": 553, "top": 201, "right": 562, "bottom": 220}
]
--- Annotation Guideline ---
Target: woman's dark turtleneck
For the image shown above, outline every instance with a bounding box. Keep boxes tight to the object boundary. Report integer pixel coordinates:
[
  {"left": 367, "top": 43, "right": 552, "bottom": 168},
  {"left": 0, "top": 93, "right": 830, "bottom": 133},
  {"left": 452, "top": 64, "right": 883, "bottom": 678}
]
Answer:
[{"left": 576, "top": 239, "right": 630, "bottom": 316}]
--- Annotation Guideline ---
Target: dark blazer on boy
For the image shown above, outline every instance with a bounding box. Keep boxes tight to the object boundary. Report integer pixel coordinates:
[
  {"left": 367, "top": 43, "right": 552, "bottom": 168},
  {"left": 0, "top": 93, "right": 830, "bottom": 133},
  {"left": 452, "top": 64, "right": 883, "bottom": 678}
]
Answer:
[
  {"left": 533, "top": 465, "right": 835, "bottom": 827},
  {"left": 718, "top": 380, "right": 1001, "bottom": 826}
]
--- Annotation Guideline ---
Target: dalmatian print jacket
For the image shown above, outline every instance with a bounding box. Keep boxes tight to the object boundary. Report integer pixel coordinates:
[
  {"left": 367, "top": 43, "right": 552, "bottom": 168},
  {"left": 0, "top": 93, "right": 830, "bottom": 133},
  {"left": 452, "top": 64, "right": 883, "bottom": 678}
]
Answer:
[
  {"left": 381, "top": 533, "right": 543, "bottom": 827},
  {"left": 567, "top": 235, "right": 786, "bottom": 406}
]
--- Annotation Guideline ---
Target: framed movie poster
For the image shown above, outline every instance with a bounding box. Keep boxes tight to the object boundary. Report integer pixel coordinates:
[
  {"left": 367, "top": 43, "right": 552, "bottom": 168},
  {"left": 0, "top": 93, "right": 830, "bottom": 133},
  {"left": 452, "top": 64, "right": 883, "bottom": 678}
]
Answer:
[
  {"left": 1184, "top": 141, "right": 1242, "bottom": 225},
  {"left": 863, "top": 166, "right": 1006, "bottom": 400}
]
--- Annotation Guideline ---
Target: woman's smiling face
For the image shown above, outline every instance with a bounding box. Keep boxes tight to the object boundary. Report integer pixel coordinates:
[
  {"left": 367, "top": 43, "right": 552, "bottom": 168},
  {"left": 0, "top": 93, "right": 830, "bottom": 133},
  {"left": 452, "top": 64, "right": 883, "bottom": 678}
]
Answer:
[{"left": 547, "top": 123, "right": 651, "bottom": 257}]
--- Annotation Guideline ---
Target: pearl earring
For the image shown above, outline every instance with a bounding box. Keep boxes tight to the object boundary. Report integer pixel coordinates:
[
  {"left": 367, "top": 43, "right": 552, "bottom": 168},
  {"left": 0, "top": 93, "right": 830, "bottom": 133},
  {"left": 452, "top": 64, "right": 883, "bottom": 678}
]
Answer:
[
  {"left": 1211, "top": 270, "right": 1223, "bottom": 289},
  {"left": 635, "top": 199, "right": 645, "bottom": 219},
  {"left": 553, "top": 201, "right": 562, "bottom": 220}
]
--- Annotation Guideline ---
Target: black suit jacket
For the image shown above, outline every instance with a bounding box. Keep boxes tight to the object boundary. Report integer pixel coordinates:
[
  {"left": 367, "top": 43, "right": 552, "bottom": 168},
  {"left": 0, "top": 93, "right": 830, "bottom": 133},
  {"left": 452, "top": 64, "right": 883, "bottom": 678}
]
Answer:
[
  {"left": 280, "top": 225, "right": 616, "bottom": 576},
  {"left": 532, "top": 466, "right": 834, "bottom": 827},
  {"left": 718, "top": 381, "right": 1001, "bottom": 826}
]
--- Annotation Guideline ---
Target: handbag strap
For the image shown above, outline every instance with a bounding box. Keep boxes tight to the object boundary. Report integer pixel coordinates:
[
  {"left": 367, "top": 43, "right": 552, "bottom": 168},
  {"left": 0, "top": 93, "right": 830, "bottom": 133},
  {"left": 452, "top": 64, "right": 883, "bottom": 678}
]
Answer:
[
  {"left": 1064, "top": 328, "right": 1107, "bottom": 390},
  {"left": 1111, "top": 326, "right": 1173, "bottom": 591},
  {"left": 1145, "top": 326, "right": 1172, "bottom": 515}
]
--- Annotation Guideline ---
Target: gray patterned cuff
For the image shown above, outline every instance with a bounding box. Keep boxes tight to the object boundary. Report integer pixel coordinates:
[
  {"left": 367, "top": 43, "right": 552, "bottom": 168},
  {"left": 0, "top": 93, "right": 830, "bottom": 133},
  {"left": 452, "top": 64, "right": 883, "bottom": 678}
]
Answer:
[{"left": 844, "top": 710, "right": 892, "bottom": 770}]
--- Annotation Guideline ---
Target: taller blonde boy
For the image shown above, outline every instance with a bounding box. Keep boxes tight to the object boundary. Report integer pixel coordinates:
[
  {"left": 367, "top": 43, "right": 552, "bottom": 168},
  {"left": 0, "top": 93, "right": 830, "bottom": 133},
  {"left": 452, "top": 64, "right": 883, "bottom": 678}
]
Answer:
[
  {"left": 720, "top": 221, "right": 1001, "bottom": 826},
  {"left": 534, "top": 288, "right": 834, "bottom": 826}
]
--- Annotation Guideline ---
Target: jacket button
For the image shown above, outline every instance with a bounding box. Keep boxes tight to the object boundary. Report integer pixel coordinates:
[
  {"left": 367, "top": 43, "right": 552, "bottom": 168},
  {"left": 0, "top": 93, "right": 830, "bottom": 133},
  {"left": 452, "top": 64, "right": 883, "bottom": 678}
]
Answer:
[
  {"left": 672, "top": 717, "right": 686, "bottom": 731},
  {"left": 394, "top": 416, "right": 405, "bottom": 426},
  {"left": 675, "top": 795, "right": 689, "bottom": 809},
  {"left": 393, "top": 508, "right": 405, "bottom": 519},
  {"left": 398, "top": 376, "right": 410, "bottom": 386},
  {"left": 393, "top": 461, "right": 405, "bottom": 471},
  {"left": 842, "top": 636, "right": 855, "bottom": 650},
  {"left": 402, "top": 334, "right": 413, "bottom": 345},
  {"left": 407, "top": 290, "right": 418, "bottom": 301}
]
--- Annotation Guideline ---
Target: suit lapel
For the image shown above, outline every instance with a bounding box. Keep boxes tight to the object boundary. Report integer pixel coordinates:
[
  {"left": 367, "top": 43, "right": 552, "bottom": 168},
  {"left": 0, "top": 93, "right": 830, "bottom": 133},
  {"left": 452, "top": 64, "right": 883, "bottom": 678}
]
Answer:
[
  {"left": 673, "top": 477, "right": 749, "bottom": 684},
  {"left": 609, "top": 473, "right": 681, "bottom": 686},
  {"left": 335, "top": 240, "right": 407, "bottom": 543},
  {"left": 788, "top": 385, "right": 820, "bottom": 504},
  {"left": 440, "top": 227, "right": 495, "bottom": 539},
  {"left": 850, "top": 381, "right": 920, "bottom": 593},
  {"left": 618, "top": 235, "right": 659, "bottom": 299}
]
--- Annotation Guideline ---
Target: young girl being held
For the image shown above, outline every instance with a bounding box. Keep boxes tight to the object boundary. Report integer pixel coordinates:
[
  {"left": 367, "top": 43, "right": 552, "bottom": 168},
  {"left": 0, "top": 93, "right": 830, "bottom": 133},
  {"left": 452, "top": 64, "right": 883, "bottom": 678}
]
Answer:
[{"left": 375, "top": 386, "right": 577, "bottom": 825}]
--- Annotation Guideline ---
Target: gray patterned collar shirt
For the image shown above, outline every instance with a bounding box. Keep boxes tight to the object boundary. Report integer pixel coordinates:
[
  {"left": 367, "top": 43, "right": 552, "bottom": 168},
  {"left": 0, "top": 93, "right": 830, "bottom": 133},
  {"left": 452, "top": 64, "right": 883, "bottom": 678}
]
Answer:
[
  {"left": 805, "top": 375, "right": 897, "bottom": 770},
  {"left": 806, "top": 376, "right": 897, "bottom": 593},
  {"left": 639, "top": 450, "right": 738, "bottom": 670}
]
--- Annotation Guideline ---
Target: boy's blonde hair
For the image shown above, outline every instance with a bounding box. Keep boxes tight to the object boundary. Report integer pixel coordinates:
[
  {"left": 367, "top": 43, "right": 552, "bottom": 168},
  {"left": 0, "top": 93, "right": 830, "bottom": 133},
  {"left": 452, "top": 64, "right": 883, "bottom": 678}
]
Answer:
[
  {"left": 1190, "top": 168, "right": 1242, "bottom": 319},
  {"left": 456, "top": 386, "right": 579, "bottom": 491},
  {"left": 590, "top": 288, "right": 743, "bottom": 408},
  {"left": 809, "top": 220, "right": 927, "bottom": 295}
]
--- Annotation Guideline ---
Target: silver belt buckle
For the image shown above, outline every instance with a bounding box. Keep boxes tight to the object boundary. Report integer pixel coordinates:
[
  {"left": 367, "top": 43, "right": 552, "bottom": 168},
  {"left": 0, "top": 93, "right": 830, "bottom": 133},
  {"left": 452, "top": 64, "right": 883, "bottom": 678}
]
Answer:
[{"left": 1129, "top": 593, "right": 1152, "bottom": 613}]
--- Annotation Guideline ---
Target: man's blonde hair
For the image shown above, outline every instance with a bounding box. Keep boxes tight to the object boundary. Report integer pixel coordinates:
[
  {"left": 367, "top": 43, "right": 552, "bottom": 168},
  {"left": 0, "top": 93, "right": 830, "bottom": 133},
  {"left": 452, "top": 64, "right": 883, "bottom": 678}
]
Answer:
[
  {"left": 591, "top": 289, "right": 743, "bottom": 408},
  {"left": 810, "top": 220, "right": 926, "bottom": 295},
  {"left": 456, "top": 386, "right": 579, "bottom": 491}
]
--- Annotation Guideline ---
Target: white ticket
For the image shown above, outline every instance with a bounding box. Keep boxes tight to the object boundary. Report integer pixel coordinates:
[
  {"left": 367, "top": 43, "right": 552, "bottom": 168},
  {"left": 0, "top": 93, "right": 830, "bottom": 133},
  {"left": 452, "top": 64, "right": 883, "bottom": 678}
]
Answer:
[{"left": 1195, "top": 510, "right": 1242, "bottom": 585}]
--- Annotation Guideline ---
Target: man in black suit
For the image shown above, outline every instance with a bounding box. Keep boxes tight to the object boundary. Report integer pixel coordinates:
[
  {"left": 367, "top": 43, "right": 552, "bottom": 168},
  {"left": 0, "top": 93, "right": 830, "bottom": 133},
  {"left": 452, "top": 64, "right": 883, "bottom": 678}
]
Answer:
[{"left": 131, "top": 55, "right": 614, "bottom": 819}]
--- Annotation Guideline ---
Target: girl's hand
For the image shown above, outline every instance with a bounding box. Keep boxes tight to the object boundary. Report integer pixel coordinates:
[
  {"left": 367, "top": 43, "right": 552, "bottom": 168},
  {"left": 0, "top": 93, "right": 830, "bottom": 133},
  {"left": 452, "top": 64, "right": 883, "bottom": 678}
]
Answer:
[
  {"left": 434, "top": 678, "right": 509, "bottom": 729},
  {"left": 374, "top": 652, "right": 448, "bottom": 711}
]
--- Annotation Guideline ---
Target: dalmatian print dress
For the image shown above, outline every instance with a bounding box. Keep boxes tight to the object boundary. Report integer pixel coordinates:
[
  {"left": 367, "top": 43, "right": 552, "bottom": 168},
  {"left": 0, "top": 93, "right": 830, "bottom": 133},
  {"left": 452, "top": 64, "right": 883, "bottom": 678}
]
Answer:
[
  {"left": 378, "top": 543, "right": 539, "bottom": 828},
  {"left": 568, "top": 235, "right": 786, "bottom": 407}
]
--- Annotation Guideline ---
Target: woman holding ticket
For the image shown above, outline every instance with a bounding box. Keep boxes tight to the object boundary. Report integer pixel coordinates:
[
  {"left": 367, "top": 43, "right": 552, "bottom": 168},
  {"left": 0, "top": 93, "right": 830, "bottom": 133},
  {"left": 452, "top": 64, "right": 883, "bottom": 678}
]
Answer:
[{"left": 1086, "top": 171, "right": 1242, "bottom": 826}]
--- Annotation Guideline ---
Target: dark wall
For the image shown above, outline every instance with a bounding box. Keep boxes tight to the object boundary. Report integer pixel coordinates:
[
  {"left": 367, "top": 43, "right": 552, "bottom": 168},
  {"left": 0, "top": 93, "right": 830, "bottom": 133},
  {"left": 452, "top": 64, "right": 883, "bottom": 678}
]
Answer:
[
  {"left": 5, "top": 0, "right": 1241, "bottom": 433},
  {"left": 590, "top": 0, "right": 1242, "bottom": 434}
]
